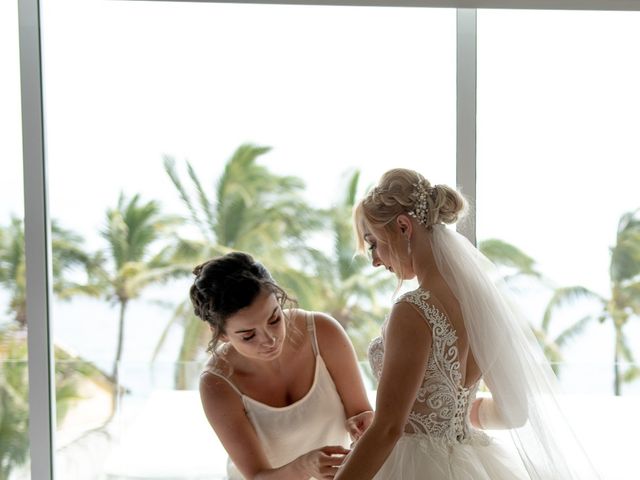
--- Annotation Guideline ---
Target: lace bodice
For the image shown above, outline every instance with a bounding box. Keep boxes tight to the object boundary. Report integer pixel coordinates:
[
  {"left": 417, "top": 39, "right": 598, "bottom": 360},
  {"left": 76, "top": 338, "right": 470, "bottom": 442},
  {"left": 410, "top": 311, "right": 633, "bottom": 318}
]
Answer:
[{"left": 368, "top": 288, "right": 488, "bottom": 445}]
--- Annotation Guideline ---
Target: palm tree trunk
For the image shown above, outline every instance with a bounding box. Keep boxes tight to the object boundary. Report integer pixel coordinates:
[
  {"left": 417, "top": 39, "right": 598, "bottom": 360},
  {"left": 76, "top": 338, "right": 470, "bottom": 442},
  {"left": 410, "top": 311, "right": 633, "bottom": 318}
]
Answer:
[
  {"left": 614, "top": 325, "right": 622, "bottom": 396},
  {"left": 111, "top": 299, "right": 128, "bottom": 412},
  {"left": 16, "top": 305, "right": 27, "bottom": 329}
]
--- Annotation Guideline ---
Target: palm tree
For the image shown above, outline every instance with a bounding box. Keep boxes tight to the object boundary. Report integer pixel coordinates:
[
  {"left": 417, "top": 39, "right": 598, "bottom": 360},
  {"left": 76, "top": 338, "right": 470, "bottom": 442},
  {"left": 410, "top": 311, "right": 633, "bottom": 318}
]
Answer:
[
  {"left": 536, "top": 286, "right": 597, "bottom": 376},
  {"left": 0, "top": 326, "right": 29, "bottom": 480},
  {"left": 97, "top": 193, "right": 183, "bottom": 396},
  {"left": 157, "top": 144, "right": 326, "bottom": 388},
  {"left": 478, "top": 238, "right": 592, "bottom": 376},
  {"left": 541, "top": 209, "right": 640, "bottom": 395},
  {"left": 0, "top": 324, "right": 109, "bottom": 480},
  {"left": 0, "top": 216, "right": 101, "bottom": 328},
  {"left": 0, "top": 215, "right": 103, "bottom": 478},
  {"left": 306, "top": 170, "right": 395, "bottom": 358}
]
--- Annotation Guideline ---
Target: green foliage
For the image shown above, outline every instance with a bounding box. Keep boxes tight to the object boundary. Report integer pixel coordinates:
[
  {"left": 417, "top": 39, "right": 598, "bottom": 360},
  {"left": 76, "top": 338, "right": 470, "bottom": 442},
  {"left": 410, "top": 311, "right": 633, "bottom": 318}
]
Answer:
[
  {"left": 478, "top": 239, "right": 540, "bottom": 279},
  {"left": 160, "top": 144, "right": 330, "bottom": 388},
  {"left": 0, "top": 337, "right": 29, "bottom": 480},
  {"left": 0, "top": 217, "right": 113, "bottom": 477},
  {"left": 533, "top": 209, "right": 640, "bottom": 394},
  {"left": 480, "top": 241, "right": 596, "bottom": 377},
  {"left": 305, "top": 169, "right": 395, "bottom": 358},
  {"left": 0, "top": 326, "right": 106, "bottom": 479},
  {"left": 0, "top": 217, "right": 101, "bottom": 328},
  {"left": 96, "top": 193, "right": 183, "bottom": 390}
]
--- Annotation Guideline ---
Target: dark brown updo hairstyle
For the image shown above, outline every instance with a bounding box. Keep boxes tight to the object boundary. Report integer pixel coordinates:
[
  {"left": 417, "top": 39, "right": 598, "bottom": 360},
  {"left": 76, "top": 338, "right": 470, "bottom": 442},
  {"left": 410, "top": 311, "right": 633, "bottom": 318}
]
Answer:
[{"left": 190, "top": 251, "right": 296, "bottom": 354}]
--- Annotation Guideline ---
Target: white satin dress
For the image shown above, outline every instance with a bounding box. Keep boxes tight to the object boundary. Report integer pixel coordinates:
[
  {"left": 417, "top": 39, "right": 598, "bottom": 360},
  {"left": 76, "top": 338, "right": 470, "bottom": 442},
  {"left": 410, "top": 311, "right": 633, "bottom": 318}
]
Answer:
[{"left": 203, "top": 315, "right": 350, "bottom": 480}]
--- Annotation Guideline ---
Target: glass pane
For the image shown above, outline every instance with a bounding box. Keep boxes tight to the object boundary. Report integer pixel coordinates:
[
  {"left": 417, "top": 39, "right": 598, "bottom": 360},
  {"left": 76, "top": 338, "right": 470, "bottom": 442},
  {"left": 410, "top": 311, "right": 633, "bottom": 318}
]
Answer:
[
  {"left": 0, "top": 0, "right": 30, "bottom": 478},
  {"left": 41, "top": 0, "right": 455, "bottom": 477},
  {"left": 478, "top": 9, "right": 640, "bottom": 477}
]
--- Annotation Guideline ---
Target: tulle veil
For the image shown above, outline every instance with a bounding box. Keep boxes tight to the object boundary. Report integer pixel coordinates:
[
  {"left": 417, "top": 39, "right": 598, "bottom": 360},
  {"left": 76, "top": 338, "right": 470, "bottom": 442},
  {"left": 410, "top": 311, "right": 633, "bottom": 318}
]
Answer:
[{"left": 430, "top": 223, "right": 601, "bottom": 479}]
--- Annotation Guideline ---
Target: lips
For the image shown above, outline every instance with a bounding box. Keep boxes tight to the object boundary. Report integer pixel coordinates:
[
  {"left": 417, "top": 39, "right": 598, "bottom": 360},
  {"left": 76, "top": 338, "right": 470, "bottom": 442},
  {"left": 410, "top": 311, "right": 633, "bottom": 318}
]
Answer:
[{"left": 262, "top": 344, "right": 280, "bottom": 356}]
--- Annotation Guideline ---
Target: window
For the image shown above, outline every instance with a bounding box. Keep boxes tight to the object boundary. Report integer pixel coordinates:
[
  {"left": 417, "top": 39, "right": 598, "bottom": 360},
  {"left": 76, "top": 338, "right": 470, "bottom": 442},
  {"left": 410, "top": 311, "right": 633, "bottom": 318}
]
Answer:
[
  {"left": 40, "top": 1, "right": 455, "bottom": 476},
  {"left": 478, "top": 9, "right": 640, "bottom": 396},
  {"left": 0, "top": 0, "right": 31, "bottom": 478}
]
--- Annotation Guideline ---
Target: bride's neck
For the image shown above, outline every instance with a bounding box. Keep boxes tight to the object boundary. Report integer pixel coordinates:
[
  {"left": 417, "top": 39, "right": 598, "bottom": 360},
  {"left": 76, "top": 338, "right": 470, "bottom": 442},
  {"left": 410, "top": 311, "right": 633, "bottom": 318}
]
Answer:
[{"left": 411, "top": 231, "right": 441, "bottom": 287}]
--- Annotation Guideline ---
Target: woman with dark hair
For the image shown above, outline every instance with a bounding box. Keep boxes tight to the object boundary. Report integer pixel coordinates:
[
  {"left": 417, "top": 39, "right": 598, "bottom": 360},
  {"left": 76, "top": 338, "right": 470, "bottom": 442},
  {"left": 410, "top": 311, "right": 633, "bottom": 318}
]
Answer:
[{"left": 192, "top": 252, "right": 372, "bottom": 480}]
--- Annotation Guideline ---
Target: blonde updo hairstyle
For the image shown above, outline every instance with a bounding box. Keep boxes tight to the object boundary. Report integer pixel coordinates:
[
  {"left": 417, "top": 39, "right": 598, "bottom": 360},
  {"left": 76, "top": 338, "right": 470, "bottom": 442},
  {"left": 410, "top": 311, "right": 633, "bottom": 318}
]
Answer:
[{"left": 354, "top": 168, "right": 467, "bottom": 278}]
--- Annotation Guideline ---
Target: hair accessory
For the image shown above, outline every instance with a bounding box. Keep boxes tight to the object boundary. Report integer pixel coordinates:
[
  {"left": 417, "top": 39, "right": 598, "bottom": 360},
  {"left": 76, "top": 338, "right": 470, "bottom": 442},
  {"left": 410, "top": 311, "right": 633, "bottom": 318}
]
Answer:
[{"left": 408, "top": 179, "right": 431, "bottom": 227}]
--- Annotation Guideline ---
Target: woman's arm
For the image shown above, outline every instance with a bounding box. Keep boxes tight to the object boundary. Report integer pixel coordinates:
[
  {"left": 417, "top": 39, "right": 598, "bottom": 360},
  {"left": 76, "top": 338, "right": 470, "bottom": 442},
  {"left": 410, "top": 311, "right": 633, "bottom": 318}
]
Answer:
[
  {"left": 469, "top": 395, "right": 506, "bottom": 429},
  {"left": 469, "top": 391, "right": 527, "bottom": 430},
  {"left": 334, "top": 302, "right": 431, "bottom": 480},
  {"left": 313, "top": 312, "right": 373, "bottom": 432},
  {"left": 199, "top": 373, "right": 348, "bottom": 480}
]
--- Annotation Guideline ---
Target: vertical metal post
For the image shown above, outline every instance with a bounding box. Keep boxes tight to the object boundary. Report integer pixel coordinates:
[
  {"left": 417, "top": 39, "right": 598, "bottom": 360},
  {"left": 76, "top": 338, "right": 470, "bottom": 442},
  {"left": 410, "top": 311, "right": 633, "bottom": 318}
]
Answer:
[
  {"left": 18, "top": 0, "right": 56, "bottom": 478},
  {"left": 456, "top": 8, "right": 477, "bottom": 245}
]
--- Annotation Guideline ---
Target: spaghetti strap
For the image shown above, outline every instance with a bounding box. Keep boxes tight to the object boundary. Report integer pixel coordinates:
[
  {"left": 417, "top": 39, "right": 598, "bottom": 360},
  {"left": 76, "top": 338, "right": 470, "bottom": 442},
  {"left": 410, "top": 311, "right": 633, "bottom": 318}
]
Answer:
[
  {"left": 201, "top": 368, "right": 243, "bottom": 397},
  {"left": 306, "top": 312, "right": 319, "bottom": 356}
]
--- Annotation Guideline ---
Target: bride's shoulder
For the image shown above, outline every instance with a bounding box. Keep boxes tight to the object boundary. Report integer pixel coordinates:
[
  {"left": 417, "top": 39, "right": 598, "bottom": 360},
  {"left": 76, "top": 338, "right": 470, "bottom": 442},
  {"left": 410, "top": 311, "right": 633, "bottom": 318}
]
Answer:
[{"left": 396, "top": 286, "right": 432, "bottom": 304}]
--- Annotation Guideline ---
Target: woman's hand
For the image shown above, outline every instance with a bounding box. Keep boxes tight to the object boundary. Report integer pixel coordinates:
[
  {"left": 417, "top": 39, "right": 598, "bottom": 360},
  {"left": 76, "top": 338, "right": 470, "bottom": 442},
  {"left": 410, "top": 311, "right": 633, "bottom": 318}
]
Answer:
[
  {"left": 295, "top": 446, "right": 350, "bottom": 479},
  {"left": 346, "top": 410, "right": 374, "bottom": 443}
]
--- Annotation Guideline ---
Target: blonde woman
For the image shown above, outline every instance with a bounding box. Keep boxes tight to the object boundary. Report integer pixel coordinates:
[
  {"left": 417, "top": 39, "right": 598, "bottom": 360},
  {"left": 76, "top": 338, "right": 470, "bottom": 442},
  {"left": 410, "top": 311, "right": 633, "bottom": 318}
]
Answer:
[{"left": 335, "top": 168, "right": 601, "bottom": 479}]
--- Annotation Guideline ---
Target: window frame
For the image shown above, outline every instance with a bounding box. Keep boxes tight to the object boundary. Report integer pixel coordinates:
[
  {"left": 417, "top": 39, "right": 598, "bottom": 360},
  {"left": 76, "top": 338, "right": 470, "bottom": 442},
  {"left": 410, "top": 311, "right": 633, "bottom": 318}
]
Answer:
[{"left": 17, "top": 0, "right": 640, "bottom": 478}]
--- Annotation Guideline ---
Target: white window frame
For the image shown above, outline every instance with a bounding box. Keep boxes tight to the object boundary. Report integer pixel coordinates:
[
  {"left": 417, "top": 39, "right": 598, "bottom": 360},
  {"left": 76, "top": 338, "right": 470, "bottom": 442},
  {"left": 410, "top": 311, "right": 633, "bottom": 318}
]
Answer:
[{"left": 17, "top": 0, "right": 640, "bottom": 478}]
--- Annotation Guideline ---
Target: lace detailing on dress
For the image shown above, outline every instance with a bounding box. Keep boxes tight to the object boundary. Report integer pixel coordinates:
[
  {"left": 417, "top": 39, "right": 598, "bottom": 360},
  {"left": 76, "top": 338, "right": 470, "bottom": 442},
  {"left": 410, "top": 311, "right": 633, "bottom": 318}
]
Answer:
[{"left": 368, "top": 288, "right": 490, "bottom": 446}]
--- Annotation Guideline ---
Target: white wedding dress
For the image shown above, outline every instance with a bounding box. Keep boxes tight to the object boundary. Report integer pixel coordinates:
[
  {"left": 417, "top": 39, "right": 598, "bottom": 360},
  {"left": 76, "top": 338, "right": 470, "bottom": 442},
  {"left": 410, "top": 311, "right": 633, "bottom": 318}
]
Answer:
[{"left": 368, "top": 287, "right": 530, "bottom": 479}]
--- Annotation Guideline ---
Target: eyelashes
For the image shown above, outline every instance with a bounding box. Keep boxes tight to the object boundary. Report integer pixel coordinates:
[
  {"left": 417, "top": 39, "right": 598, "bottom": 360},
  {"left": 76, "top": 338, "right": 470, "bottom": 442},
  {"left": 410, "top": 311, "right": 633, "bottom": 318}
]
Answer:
[{"left": 241, "top": 316, "right": 282, "bottom": 342}]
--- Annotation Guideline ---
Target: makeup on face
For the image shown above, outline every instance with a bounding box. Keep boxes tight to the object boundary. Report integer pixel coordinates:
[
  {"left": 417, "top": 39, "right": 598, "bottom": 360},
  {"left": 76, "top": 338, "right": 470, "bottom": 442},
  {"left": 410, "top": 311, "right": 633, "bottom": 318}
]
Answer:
[
  {"left": 224, "top": 290, "right": 287, "bottom": 360},
  {"left": 364, "top": 233, "right": 394, "bottom": 272}
]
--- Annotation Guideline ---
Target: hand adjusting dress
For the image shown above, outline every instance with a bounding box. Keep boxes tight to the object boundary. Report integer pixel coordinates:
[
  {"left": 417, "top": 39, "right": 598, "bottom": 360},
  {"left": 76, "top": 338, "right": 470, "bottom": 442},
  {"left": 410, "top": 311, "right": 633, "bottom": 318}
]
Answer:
[
  {"left": 202, "top": 314, "right": 350, "bottom": 480},
  {"left": 367, "top": 287, "right": 530, "bottom": 480}
]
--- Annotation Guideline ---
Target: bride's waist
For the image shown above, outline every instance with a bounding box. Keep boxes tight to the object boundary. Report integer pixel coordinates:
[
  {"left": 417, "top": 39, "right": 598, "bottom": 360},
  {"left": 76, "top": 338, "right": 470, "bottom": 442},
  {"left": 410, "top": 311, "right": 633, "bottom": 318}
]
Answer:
[{"left": 401, "top": 428, "right": 491, "bottom": 447}]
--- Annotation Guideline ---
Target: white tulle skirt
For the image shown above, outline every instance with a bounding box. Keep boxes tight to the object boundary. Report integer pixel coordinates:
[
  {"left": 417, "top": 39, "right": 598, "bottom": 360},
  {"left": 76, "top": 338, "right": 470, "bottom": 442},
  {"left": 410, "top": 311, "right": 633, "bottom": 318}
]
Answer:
[{"left": 373, "top": 433, "right": 530, "bottom": 480}]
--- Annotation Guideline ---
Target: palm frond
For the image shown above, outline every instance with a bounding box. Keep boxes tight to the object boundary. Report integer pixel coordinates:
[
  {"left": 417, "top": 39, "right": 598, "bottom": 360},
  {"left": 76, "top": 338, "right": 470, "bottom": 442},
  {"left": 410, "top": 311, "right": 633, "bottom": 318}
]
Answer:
[
  {"left": 541, "top": 285, "right": 604, "bottom": 331},
  {"left": 174, "top": 317, "right": 210, "bottom": 389},
  {"left": 617, "top": 332, "right": 636, "bottom": 364},
  {"left": 346, "top": 170, "right": 361, "bottom": 207},
  {"left": 164, "top": 155, "right": 210, "bottom": 239},
  {"left": 186, "top": 160, "right": 217, "bottom": 235},
  {"left": 151, "top": 300, "right": 193, "bottom": 363},
  {"left": 623, "top": 365, "right": 640, "bottom": 383},
  {"left": 555, "top": 315, "right": 595, "bottom": 347},
  {"left": 611, "top": 209, "right": 640, "bottom": 283},
  {"left": 478, "top": 238, "right": 539, "bottom": 276}
]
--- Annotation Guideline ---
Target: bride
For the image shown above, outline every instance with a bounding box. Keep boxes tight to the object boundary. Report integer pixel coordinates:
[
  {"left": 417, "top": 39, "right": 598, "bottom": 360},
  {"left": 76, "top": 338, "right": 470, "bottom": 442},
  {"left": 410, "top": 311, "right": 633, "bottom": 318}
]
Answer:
[{"left": 335, "top": 168, "right": 601, "bottom": 480}]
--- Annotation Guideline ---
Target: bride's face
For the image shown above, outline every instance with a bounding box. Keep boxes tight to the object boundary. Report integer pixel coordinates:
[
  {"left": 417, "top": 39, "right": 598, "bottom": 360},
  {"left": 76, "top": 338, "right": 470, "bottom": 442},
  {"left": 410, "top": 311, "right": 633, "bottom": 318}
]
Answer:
[
  {"left": 364, "top": 230, "right": 414, "bottom": 280},
  {"left": 221, "top": 289, "right": 286, "bottom": 361}
]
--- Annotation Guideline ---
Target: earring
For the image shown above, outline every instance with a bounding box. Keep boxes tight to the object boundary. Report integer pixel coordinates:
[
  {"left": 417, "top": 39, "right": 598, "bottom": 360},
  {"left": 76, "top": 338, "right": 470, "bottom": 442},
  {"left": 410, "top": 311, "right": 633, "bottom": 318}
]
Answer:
[{"left": 406, "top": 235, "right": 412, "bottom": 256}]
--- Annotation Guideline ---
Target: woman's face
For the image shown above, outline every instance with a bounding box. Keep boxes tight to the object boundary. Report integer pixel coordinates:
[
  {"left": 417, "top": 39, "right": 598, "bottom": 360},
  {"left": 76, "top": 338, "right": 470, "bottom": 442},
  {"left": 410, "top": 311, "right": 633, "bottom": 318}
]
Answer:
[
  {"left": 222, "top": 289, "right": 287, "bottom": 361},
  {"left": 364, "top": 228, "right": 414, "bottom": 280}
]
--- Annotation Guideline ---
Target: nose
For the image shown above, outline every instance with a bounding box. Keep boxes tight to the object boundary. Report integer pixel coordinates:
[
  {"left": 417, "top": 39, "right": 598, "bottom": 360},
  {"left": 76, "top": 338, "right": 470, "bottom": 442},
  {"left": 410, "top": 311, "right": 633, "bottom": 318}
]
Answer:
[
  {"left": 260, "top": 332, "right": 276, "bottom": 346},
  {"left": 371, "top": 251, "right": 383, "bottom": 268}
]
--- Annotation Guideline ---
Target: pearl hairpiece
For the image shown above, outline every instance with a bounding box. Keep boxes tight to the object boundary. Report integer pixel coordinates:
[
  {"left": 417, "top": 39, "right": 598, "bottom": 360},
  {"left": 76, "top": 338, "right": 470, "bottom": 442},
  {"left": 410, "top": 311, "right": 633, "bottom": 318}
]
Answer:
[{"left": 408, "top": 179, "right": 433, "bottom": 227}]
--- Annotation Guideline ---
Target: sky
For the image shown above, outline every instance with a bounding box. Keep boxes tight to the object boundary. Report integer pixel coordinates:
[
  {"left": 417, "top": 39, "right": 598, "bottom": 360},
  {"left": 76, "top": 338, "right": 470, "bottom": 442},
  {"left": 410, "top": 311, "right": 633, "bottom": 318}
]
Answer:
[{"left": 2, "top": 1, "right": 640, "bottom": 395}]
